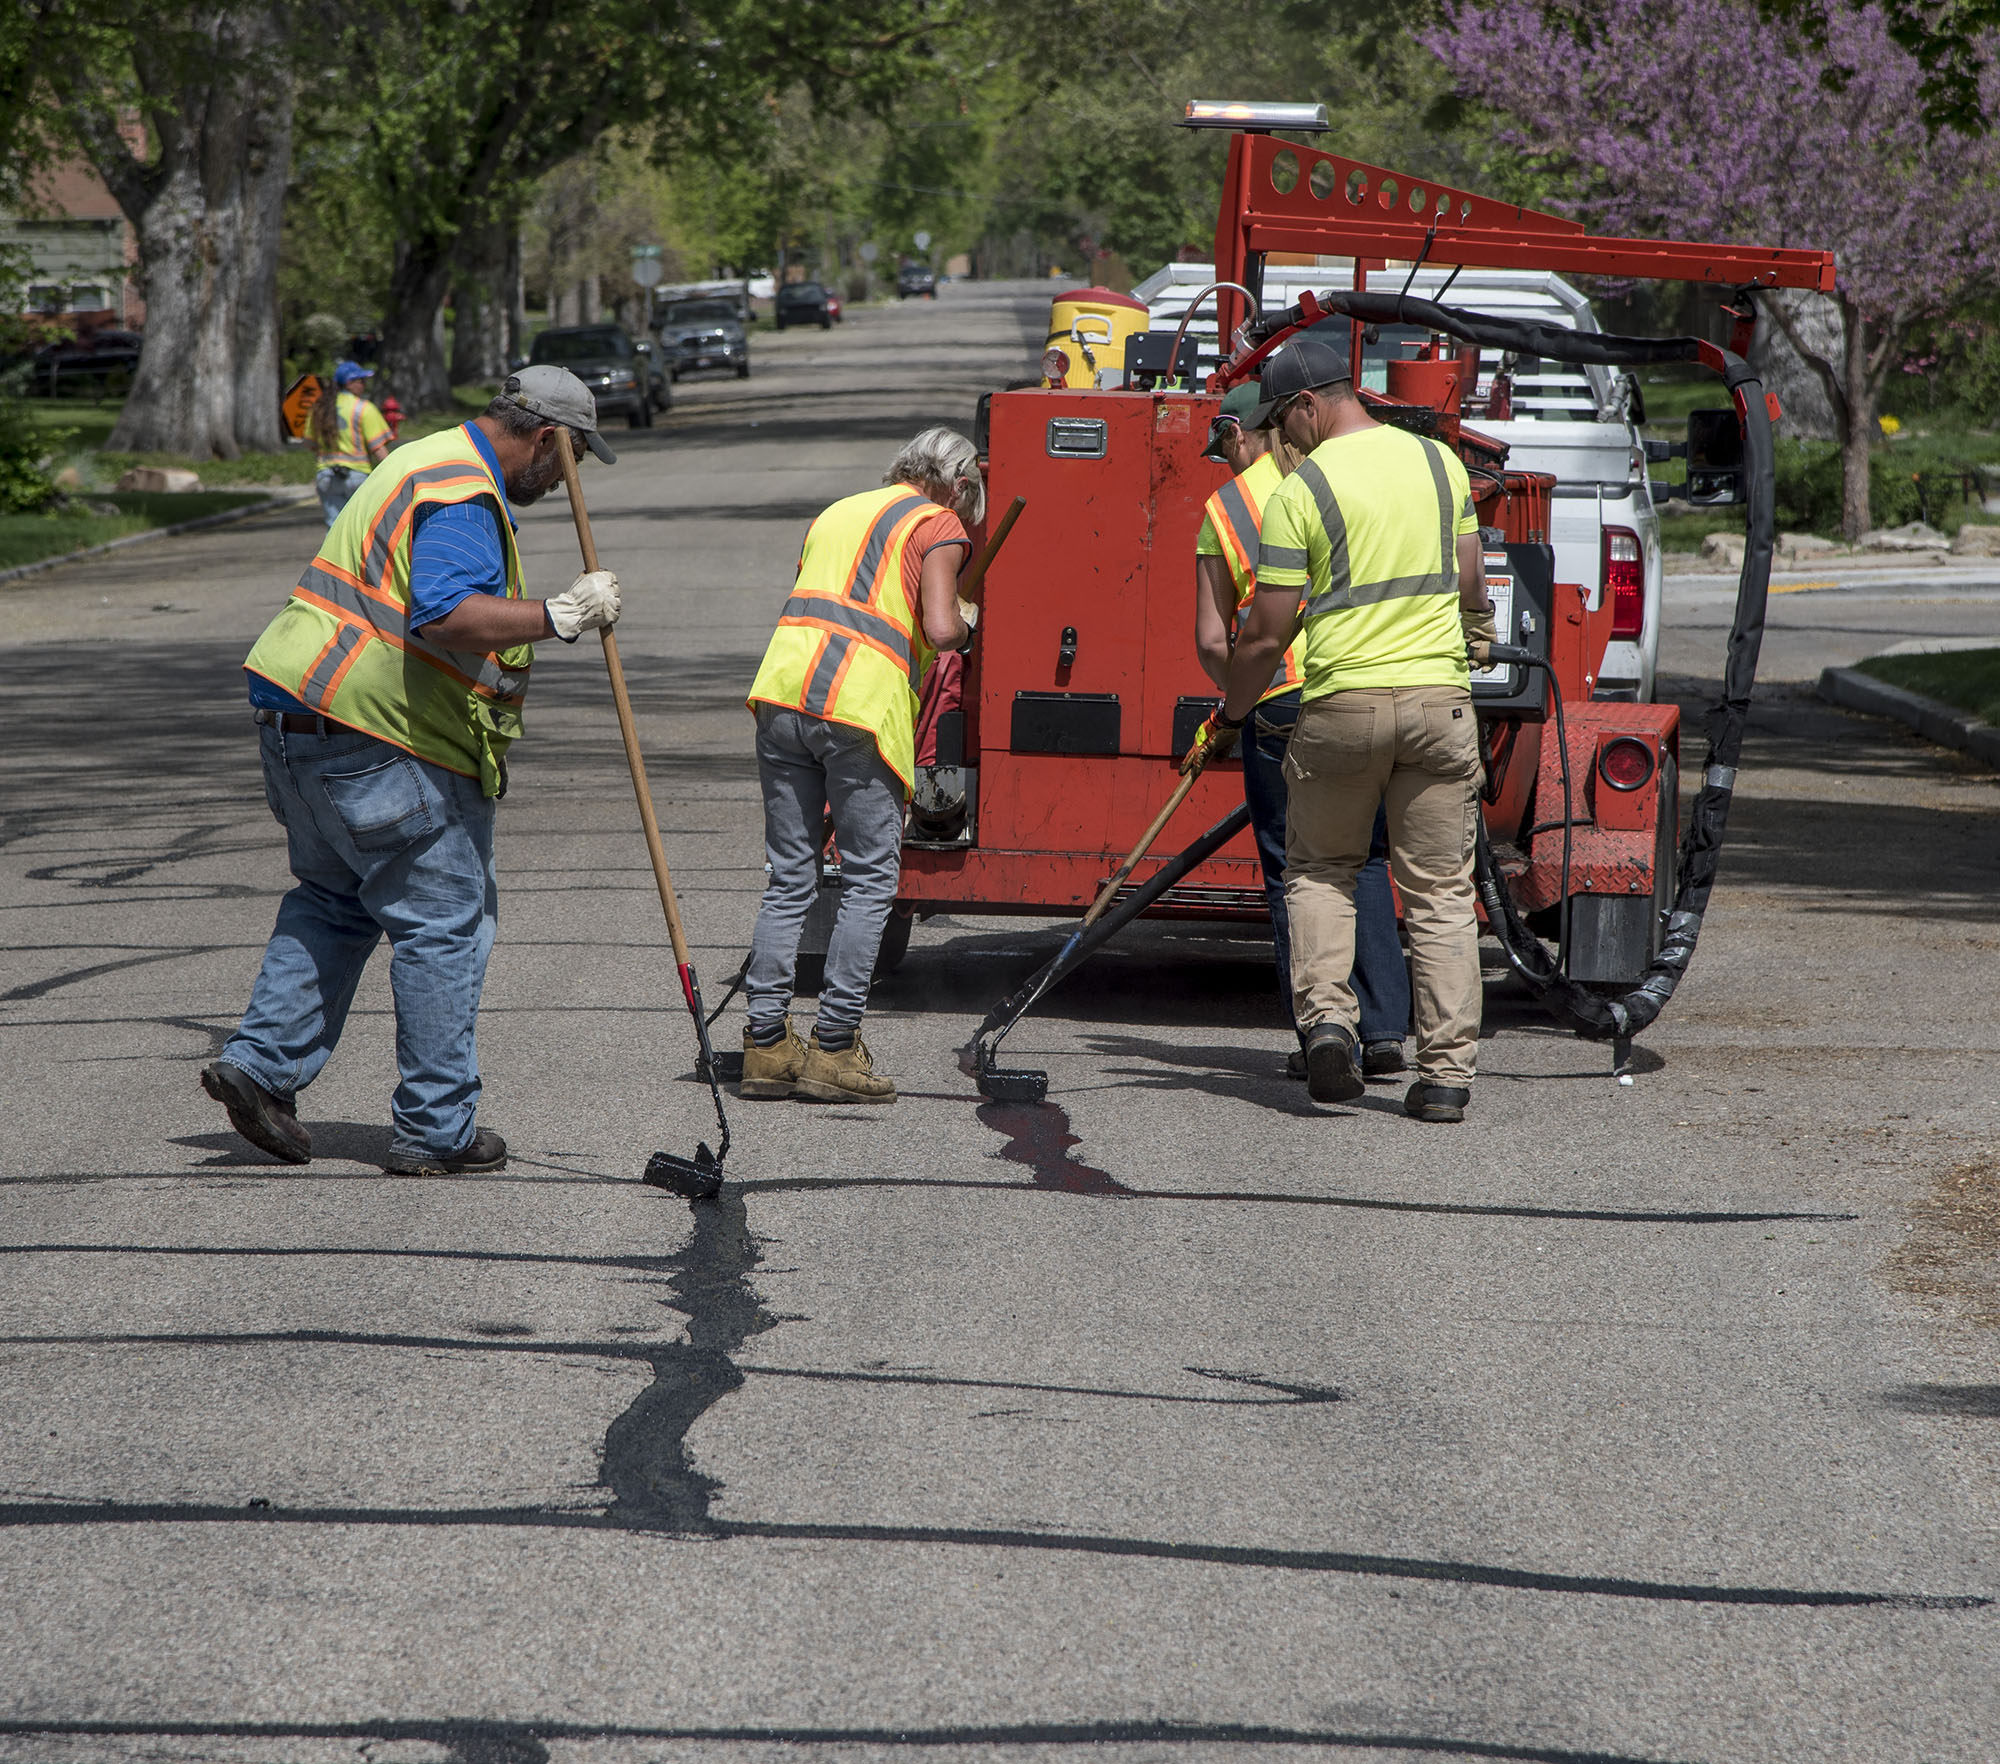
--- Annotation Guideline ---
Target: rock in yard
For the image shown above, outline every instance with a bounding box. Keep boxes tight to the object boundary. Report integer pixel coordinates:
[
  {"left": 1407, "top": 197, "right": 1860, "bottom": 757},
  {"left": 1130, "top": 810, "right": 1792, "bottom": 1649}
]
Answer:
[
  {"left": 1861, "top": 521, "right": 1949, "bottom": 551},
  {"left": 115, "top": 466, "right": 202, "bottom": 494},
  {"left": 1950, "top": 523, "right": 2000, "bottom": 558},
  {"left": 1701, "top": 532, "right": 1744, "bottom": 566}
]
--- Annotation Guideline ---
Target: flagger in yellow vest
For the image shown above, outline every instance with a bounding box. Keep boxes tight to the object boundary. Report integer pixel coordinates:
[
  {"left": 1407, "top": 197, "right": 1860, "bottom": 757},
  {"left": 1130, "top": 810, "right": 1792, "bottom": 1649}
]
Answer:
[
  {"left": 1191, "top": 378, "right": 1410, "bottom": 1083},
  {"left": 739, "top": 427, "right": 982, "bottom": 1105},
  {"left": 201, "top": 367, "right": 625, "bottom": 1176}
]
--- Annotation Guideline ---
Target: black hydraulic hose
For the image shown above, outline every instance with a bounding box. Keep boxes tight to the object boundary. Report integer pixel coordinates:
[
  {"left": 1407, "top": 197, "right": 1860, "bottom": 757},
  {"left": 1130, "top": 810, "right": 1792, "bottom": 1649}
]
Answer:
[
  {"left": 974, "top": 801, "right": 1254, "bottom": 1054},
  {"left": 1244, "top": 288, "right": 1775, "bottom": 1040}
]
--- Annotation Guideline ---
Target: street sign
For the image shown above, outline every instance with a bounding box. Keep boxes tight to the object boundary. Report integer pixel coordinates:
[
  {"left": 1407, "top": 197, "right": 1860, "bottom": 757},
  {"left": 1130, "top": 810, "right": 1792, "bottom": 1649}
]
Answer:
[
  {"left": 631, "top": 245, "right": 664, "bottom": 289},
  {"left": 913, "top": 231, "right": 931, "bottom": 251},
  {"left": 859, "top": 242, "right": 879, "bottom": 264},
  {"left": 280, "top": 373, "right": 324, "bottom": 441}
]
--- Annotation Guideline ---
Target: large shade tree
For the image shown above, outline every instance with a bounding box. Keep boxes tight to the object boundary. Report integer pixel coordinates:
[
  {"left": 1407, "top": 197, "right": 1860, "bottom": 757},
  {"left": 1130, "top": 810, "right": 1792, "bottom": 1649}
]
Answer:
[
  {"left": 1433, "top": 0, "right": 2000, "bottom": 538},
  {"left": 7, "top": 1, "right": 299, "bottom": 458},
  {"left": 342, "top": 0, "right": 956, "bottom": 411}
]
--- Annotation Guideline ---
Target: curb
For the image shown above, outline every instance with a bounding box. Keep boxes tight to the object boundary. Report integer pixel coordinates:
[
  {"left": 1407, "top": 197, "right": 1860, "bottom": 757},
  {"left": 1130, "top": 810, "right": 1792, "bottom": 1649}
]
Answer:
[
  {"left": 1817, "top": 665, "right": 2000, "bottom": 768},
  {"left": 0, "top": 486, "right": 317, "bottom": 588}
]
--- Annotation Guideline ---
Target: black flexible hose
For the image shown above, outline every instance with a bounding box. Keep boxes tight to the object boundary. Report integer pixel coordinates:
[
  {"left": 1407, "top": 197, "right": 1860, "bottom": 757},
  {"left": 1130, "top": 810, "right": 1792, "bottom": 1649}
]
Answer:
[{"left": 1244, "top": 288, "right": 1773, "bottom": 1040}]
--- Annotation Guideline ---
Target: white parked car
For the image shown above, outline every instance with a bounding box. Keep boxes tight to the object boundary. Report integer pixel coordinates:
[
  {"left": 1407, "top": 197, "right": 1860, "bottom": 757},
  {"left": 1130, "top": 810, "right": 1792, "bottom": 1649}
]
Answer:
[{"left": 1136, "top": 263, "right": 1662, "bottom": 702}]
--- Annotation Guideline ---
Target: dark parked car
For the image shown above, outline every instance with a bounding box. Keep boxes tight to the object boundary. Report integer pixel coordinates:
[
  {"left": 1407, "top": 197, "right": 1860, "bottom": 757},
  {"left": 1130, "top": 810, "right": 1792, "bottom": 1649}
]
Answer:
[
  {"left": 896, "top": 265, "right": 938, "bottom": 299},
  {"left": 775, "top": 281, "right": 833, "bottom": 331},
  {"left": 654, "top": 297, "right": 749, "bottom": 381},
  {"left": 25, "top": 329, "right": 144, "bottom": 396},
  {"left": 526, "top": 324, "right": 666, "bottom": 426}
]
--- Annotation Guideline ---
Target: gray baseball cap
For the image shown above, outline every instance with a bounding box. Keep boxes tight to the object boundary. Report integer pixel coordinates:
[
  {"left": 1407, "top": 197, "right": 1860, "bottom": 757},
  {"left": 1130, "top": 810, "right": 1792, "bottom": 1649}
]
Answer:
[
  {"left": 498, "top": 364, "right": 618, "bottom": 464},
  {"left": 1245, "top": 333, "right": 1352, "bottom": 430}
]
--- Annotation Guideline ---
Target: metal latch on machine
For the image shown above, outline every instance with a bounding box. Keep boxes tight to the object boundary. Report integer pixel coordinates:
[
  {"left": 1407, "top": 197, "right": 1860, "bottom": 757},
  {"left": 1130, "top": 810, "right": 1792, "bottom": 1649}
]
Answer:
[{"left": 1045, "top": 418, "right": 1108, "bottom": 459}]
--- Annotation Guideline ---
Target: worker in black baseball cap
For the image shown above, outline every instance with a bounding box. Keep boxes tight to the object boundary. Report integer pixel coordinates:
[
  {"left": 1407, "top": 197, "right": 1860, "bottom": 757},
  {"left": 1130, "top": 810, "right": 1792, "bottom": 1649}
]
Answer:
[
  {"left": 1184, "top": 322, "right": 1496, "bottom": 1124},
  {"left": 1240, "top": 330, "right": 1352, "bottom": 431},
  {"left": 1187, "top": 359, "right": 1411, "bottom": 1086}
]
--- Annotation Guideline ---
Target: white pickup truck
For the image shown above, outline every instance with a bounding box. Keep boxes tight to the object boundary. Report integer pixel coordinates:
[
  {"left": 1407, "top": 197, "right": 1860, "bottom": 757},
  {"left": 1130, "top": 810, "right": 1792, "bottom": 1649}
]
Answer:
[{"left": 1135, "top": 262, "right": 1663, "bottom": 702}]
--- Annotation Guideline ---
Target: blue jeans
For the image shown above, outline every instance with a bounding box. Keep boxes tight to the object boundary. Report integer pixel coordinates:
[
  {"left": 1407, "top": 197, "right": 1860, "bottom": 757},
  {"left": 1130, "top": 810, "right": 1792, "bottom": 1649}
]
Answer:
[
  {"left": 1244, "top": 691, "right": 1411, "bottom": 1045},
  {"left": 220, "top": 723, "right": 498, "bottom": 1160},
  {"left": 746, "top": 706, "right": 906, "bottom": 1043},
  {"left": 316, "top": 465, "right": 362, "bottom": 527}
]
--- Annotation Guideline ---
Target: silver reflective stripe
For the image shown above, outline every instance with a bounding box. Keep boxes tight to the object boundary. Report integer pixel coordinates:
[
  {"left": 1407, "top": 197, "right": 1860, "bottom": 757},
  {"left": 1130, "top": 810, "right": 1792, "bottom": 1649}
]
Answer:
[
  {"left": 1214, "top": 476, "right": 1258, "bottom": 576},
  {"left": 1418, "top": 439, "right": 1459, "bottom": 604},
  {"left": 1705, "top": 765, "right": 1737, "bottom": 791},
  {"left": 300, "top": 622, "right": 365, "bottom": 708},
  {"left": 1297, "top": 440, "right": 1460, "bottom": 622},
  {"left": 295, "top": 561, "right": 525, "bottom": 700},
  {"left": 1257, "top": 542, "right": 1310, "bottom": 572},
  {"left": 361, "top": 460, "right": 500, "bottom": 586},
  {"left": 802, "top": 633, "right": 852, "bottom": 714},
  {"left": 849, "top": 494, "right": 930, "bottom": 605},
  {"left": 1291, "top": 458, "right": 1349, "bottom": 612},
  {"left": 782, "top": 593, "right": 916, "bottom": 682}
]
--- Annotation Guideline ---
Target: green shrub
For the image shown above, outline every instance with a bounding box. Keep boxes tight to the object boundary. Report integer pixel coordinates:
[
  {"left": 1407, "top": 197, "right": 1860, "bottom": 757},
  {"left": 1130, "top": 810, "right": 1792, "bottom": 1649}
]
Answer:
[
  {"left": 1767, "top": 436, "right": 1997, "bottom": 534},
  {"left": 0, "top": 396, "right": 66, "bottom": 513}
]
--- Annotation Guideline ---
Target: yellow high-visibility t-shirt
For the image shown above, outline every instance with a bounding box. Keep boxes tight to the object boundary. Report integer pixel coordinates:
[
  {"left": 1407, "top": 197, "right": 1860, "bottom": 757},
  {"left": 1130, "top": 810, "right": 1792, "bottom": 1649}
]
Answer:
[{"left": 1253, "top": 422, "right": 1479, "bottom": 700}]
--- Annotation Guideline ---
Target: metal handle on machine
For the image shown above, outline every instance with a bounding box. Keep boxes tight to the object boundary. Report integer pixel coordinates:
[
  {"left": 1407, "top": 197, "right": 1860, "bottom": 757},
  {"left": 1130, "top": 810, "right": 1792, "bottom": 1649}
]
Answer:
[{"left": 1167, "top": 281, "right": 1259, "bottom": 392}]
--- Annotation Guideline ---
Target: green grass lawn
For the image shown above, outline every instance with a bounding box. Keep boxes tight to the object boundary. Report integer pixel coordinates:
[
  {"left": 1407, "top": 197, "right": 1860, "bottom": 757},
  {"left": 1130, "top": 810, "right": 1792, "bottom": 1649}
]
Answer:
[
  {"left": 0, "top": 488, "right": 272, "bottom": 573},
  {"left": 1855, "top": 648, "right": 2000, "bottom": 726}
]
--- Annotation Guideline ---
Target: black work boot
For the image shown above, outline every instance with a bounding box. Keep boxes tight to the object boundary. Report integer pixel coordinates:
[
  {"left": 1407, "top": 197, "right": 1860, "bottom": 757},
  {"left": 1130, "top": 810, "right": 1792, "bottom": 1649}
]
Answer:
[
  {"left": 1405, "top": 1080, "right": 1472, "bottom": 1123},
  {"left": 1303, "top": 1023, "right": 1364, "bottom": 1104},
  {"left": 200, "top": 1061, "right": 310, "bottom": 1164},
  {"left": 385, "top": 1129, "right": 508, "bottom": 1176},
  {"left": 1363, "top": 1039, "right": 1408, "bottom": 1080}
]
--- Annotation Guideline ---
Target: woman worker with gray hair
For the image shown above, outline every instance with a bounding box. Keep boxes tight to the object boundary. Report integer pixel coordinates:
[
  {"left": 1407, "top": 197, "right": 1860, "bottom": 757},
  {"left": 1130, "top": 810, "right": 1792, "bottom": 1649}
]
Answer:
[{"left": 740, "top": 427, "right": 981, "bottom": 1104}]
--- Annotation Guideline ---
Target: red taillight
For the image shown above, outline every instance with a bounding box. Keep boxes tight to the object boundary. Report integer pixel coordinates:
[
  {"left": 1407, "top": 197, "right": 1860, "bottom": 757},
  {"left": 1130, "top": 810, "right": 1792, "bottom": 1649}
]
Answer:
[
  {"left": 1599, "top": 736, "right": 1656, "bottom": 792},
  {"left": 1603, "top": 526, "right": 1643, "bottom": 638}
]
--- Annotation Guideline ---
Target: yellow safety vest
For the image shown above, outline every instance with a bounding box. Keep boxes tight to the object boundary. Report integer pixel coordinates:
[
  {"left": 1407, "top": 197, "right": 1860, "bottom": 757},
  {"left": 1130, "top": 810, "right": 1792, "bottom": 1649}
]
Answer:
[
  {"left": 318, "top": 389, "right": 387, "bottom": 471},
  {"left": 747, "top": 484, "right": 949, "bottom": 793},
  {"left": 244, "top": 426, "right": 532, "bottom": 795},
  {"left": 1200, "top": 450, "right": 1303, "bottom": 702}
]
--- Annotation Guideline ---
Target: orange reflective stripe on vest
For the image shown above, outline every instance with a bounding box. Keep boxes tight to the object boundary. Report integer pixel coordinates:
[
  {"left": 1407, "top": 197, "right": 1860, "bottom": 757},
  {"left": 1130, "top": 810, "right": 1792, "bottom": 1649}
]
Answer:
[{"left": 1203, "top": 452, "right": 1302, "bottom": 698}]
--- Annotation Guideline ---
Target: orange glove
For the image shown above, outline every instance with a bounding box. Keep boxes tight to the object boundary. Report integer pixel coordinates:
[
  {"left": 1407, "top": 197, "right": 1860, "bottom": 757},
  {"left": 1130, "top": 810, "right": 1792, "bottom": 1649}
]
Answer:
[{"left": 1179, "top": 709, "right": 1243, "bottom": 776}]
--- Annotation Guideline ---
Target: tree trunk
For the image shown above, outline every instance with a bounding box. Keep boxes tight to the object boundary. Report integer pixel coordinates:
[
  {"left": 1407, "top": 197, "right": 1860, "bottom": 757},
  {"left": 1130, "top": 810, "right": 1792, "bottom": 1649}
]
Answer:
[
  {"left": 88, "top": 4, "right": 295, "bottom": 458},
  {"left": 378, "top": 239, "right": 456, "bottom": 413},
  {"left": 1749, "top": 290, "right": 1840, "bottom": 442},
  {"left": 448, "top": 213, "right": 512, "bottom": 387},
  {"left": 506, "top": 230, "right": 527, "bottom": 366},
  {"left": 1839, "top": 294, "right": 1873, "bottom": 542}
]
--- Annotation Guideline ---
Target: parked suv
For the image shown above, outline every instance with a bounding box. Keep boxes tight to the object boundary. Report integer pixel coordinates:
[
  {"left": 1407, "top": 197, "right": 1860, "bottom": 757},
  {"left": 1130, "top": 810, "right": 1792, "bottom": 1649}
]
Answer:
[
  {"left": 1137, "top": 262, "right": 1663, "bottom": 701},
  {"left": 654, "top": 296, "right": 749, "bottom": 381},
  {"left": 897, "top": 264, "right": 938, "bottom": 299},
  {"left": 526, "top": 324, "right": 666, "bottom": 427},
  {"left": 775, "top": 282, "right": 833, "bottom": 331},
  {"left": 25, "top": 329, "right": 143, "bottom": 397}
]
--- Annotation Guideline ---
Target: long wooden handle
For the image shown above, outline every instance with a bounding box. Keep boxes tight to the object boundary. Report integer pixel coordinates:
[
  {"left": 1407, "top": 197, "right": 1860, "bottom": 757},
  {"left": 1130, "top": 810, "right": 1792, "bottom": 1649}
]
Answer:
[
  {"left": 958, "top": 494, "right": 1026, "bottom": 599},
  {"left": 557, "top": 434, "right": 692, "bottom": 970},
  {"left": 1081, "top": 767, "right": 1200, "bottom": 928}
]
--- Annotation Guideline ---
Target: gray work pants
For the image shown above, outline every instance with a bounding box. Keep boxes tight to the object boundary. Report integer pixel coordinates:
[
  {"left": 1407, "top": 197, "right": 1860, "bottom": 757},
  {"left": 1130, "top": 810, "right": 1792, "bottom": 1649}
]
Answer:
[{"left": 746, "top": 705, "right": 905, "bottom": 1040}]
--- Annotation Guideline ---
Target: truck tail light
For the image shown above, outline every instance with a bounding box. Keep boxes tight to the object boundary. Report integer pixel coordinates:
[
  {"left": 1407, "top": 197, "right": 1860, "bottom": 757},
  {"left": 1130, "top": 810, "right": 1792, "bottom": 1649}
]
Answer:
[
  {"left": 1603, "top": 527, "right": 1643, "bottom": 638},
  {"left": 1598, "top": 736, "right": 1655, "bottom": 792}
]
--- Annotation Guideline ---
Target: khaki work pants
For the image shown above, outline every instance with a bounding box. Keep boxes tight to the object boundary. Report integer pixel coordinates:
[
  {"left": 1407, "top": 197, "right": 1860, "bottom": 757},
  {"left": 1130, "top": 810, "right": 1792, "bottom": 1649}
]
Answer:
[{"left": 1283, "top": 685, "right": 1483, "bottom": 1085}]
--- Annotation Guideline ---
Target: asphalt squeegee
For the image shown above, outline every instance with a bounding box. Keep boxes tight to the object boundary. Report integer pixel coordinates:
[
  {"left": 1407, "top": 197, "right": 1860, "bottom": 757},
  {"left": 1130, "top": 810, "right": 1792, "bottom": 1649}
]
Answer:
[{"left": 557, "top": 434, "right": 730, "bottom": 1200}]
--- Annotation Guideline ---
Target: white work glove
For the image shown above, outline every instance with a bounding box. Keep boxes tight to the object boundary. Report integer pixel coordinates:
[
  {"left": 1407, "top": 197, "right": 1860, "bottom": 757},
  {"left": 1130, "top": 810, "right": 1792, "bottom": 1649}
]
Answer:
[
  {"left": 545, "top": 569, "right": 621, "bottom": 642},
  {"left": 954, "top": 596, "right": 979, "bottom": 652}
]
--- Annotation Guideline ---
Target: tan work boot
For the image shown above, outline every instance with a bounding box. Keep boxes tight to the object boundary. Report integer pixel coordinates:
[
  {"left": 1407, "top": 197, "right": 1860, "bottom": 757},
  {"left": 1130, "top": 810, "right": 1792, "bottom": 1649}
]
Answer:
[
  {"left": 739, "top": 1020, "right": 806, "bottom": 1099},
  {"left": 796, "top": 1033, "right": 897, "bottom": 1104}
]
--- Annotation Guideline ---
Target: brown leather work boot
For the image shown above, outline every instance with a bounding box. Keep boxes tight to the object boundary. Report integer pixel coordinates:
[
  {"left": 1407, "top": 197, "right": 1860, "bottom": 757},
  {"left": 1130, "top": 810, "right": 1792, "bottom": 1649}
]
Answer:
[
  {"left": 796, "top": 1033, "right": 896, "bottom": 1104},
  {"left": 739, "top": 1020, "right": 807, "bottom": 1100}
]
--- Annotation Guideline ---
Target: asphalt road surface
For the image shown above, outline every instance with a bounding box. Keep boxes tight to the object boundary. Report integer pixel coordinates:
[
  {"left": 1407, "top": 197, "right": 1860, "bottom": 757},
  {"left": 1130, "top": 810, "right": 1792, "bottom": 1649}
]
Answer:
[{"left": 3, "top": 284, "right": 1998, "bottom": 1764}]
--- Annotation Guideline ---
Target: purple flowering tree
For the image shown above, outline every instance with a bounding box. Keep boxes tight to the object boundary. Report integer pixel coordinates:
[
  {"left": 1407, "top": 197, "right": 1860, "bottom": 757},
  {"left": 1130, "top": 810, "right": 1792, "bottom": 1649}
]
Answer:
[{"left": 1431, "top": 0, "right": 2000, "bottom": 538}]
